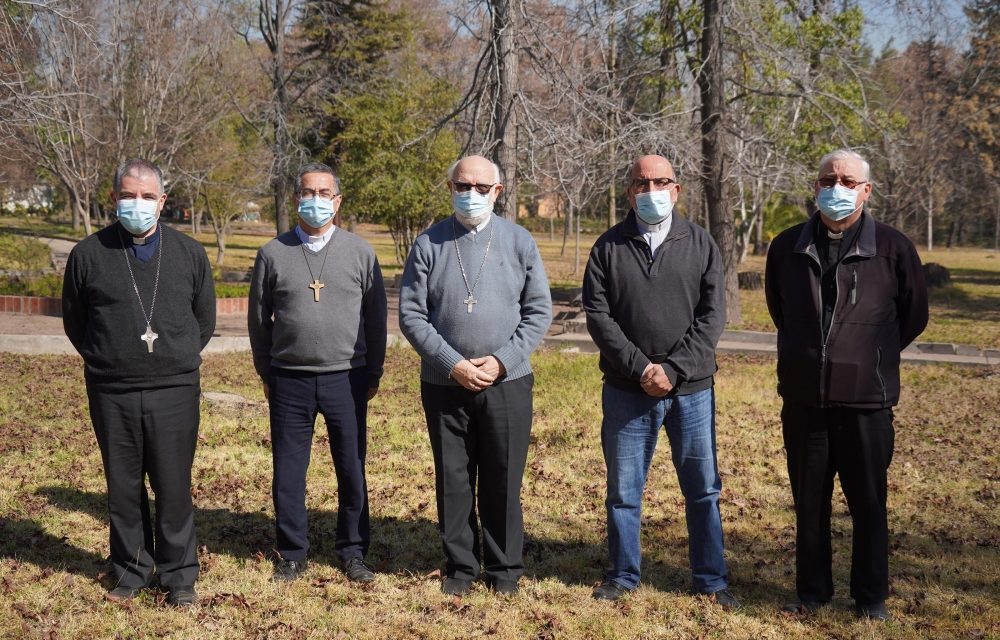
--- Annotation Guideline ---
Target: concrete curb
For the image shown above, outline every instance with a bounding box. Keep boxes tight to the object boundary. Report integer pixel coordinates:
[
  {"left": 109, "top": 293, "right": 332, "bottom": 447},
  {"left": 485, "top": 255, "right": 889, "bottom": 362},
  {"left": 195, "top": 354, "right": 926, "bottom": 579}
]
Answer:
[{"left": 1, "top": 332, "right": 996, "bottom": 367}]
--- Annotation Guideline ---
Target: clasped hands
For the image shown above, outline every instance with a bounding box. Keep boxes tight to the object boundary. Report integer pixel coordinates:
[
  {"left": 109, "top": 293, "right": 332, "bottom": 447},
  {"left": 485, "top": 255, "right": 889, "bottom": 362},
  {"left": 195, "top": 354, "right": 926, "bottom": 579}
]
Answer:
[
  {"left": 450, "top": 356, "right": 505, "bottom": 391},
  {"left": 640, "top": 363, "right": 673, "bottom": 397}
]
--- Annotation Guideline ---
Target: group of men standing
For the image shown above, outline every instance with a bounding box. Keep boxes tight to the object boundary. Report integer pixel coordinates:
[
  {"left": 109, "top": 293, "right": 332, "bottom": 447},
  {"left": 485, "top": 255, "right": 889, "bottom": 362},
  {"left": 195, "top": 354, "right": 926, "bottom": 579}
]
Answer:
[{"left": 62, "top": 149, "right": 927, "bottom": 622}]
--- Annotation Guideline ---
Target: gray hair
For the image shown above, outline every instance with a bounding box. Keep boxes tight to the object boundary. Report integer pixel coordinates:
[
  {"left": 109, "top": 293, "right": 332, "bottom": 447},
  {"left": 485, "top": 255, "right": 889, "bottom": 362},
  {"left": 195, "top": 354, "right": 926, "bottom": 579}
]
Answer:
[
  {"left": 447, "top": 157, "right": 501, "bottom": 183},
  {"left": 818, "top": 149, "right": 870, "bottom": 181},
  {"left": 295, "top": 162, "right": 341, "bottom": 194},
  {"left": 113, "top": 158, "right": 164, "bottom": 196}
]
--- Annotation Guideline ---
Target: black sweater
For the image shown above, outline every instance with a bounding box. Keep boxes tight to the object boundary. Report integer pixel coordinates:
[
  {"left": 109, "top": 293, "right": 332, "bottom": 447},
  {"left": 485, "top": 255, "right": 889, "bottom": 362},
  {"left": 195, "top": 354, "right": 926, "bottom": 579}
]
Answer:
[
  {"left": 62, "top": 223, "right": 216, "bottom": 390},
  {"left": 583, "top": 212, "right": 726, "bottom": 395}
]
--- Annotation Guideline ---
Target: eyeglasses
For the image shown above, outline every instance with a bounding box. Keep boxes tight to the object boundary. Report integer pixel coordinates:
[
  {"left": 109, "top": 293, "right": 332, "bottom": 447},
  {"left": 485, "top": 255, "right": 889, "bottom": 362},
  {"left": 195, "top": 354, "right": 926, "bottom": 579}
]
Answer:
[
  {"left": 299, "top": 188, "right": 339, "bottom": 199},
  {"left": 453, "top": 182, "right": 497, "bottom": 195},
  {"left": 817, "top": 177, "right": 867, "bottom": 189},
  {"left": 630, "top": 178, "right": 677, "bottom": 191}
]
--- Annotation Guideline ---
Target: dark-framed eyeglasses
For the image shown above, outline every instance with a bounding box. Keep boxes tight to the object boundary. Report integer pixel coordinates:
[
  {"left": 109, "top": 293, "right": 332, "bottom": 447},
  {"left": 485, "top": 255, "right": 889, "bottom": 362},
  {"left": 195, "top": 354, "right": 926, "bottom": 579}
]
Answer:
[
  {"left": 817, "top": 177, "right": 867, "bottom": 190},
  {"left": 299, "top": 188, "right": 340, "bottom": 199},
  {"left": 453, "top": 182, "right": 497, "bottom": 195},
  {"left": 630, "top": 178, "right": 677, "bottom": 191}
]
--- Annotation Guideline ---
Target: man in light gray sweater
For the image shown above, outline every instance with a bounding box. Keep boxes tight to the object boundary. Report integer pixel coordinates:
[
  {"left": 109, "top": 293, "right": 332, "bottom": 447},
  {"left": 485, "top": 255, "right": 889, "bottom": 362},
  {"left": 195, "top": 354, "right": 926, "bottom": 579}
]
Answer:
[
  {"left": 249, "top": 163, "right": 387, "bottom": 584},
  {"left": 399, "top": 155, "right": 552, "bottom": 596}
]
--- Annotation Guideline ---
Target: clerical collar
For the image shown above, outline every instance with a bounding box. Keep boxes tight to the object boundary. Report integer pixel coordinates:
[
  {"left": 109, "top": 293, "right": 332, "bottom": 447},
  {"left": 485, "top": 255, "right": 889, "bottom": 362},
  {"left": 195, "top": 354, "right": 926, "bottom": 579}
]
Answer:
[
  {"left": 456, "top": 213, "right": 493, "bottom": 234},
  {"left": 295, "top": 224, "right": 335, "bottom": 251},
  {"left": 635, "top": 215, "right": 671, "bottom": 234},
  {"left": 131, "top": 225, "right": 160, "bottom": 245},
  {"left": 827, "top": 230, "right": 844, "bottom": 240}
]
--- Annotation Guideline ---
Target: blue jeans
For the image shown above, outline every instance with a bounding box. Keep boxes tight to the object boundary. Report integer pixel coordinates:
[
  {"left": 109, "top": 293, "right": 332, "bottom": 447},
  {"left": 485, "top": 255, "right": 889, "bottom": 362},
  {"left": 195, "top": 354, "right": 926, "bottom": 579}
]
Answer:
[{"left": 601, "top": 384, "right": 728, "bottom": 593}]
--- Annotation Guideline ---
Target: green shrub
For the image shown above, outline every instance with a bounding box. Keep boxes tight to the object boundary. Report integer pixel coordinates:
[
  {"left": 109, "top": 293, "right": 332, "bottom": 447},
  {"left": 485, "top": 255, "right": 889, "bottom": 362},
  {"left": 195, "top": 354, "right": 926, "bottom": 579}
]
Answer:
[
  {"left": 214, "top": 282, "right": 250, "bottom": 298},
  {"left": 0, "top": 273, "right": 63, "bottom": 297},
  {"left": 0, "top": 232, "right": 51, "bottom": 270}
]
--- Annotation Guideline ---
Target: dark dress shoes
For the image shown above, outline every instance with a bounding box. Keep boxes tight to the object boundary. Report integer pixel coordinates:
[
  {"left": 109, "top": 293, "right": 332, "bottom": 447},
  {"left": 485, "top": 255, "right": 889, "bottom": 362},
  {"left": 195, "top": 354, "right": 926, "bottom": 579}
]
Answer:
[
  {"left": 488, "top": 578, "right": 519, "bottom": 595},
  {"left": 105, "top": 585, "right": 144, "bottom": 602},
  {"left": 273, "top": 557, "right": 308, "bottom": 582},
  {"left": 709, "top": 588, "right": 741, "bottom": 610},
  {"left": 781, "top": 599, "right": 826, "bottom": 615},
  {"left": 343, "top": 557, "right": 376, "bottom": 583},
  {"left": 166, "top": 585, "right": 197, "bottom": 607},
  {"left": 441, "top": 577, "right": 472, "bottom": 596},
  {"left": 592, "top": 580, "right": 632, "bottom": 601},
  {"left": 856, "top": 601, "right": 891, "bottom": 621}
]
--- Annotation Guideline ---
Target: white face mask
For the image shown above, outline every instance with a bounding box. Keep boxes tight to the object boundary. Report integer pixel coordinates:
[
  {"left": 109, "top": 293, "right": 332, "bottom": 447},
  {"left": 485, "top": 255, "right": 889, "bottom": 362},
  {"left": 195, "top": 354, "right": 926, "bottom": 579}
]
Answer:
[
  {"left": 634, "top": 190, "right": 674, "bottom": 225},
  {"left": 452, "top": 190, "right": 494, "bottom": 219}
]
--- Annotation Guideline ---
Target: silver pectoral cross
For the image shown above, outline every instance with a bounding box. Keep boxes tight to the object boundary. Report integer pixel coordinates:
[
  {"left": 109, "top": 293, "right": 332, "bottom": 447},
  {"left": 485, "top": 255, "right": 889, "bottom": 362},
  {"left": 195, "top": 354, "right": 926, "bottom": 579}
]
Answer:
[
  {"left": 308, "top": 279, "right": 325, "bottom": 302},
  {"left": 464, "top": 295, "right": 477, "bottom": 313},
  {"left": 141, "top": 324, "right": 158, "bottom": 353}
]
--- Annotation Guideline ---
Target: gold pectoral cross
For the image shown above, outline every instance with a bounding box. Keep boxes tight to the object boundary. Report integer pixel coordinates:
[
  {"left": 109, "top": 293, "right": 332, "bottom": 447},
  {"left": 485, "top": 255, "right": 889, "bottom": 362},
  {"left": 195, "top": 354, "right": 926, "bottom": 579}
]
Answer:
[{"left": 308, "top": 279, "right": 325, "bottom": 302}]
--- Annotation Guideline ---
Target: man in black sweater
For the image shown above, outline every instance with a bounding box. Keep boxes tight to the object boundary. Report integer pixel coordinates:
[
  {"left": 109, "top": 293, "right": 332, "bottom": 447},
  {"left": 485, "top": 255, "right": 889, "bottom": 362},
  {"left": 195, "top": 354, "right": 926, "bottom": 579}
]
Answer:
[
  {"left": 765, "top": 149, "right": 928, "bottom": 621},
  {"left": 583, "top": 155, "right": 738, "bottom": 609},
  {"left": 62, "top": 158, "right": 216, "bottom": 607}
]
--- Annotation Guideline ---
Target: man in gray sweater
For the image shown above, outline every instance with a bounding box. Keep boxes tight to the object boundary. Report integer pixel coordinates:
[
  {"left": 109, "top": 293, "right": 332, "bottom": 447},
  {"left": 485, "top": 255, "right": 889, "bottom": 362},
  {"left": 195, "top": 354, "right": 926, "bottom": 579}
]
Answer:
[
  {"left": 248, "top": 163, "right": 387, "bottom": 584},
  {"left": 399, "top": 155, "right": 551, "bottom": 596}
]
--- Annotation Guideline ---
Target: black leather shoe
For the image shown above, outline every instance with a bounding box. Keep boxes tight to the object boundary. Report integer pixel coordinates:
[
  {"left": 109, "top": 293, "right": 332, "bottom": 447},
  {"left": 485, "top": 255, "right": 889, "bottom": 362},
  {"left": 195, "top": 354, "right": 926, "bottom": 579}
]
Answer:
[
  {"left": 441, "top": 577, "right": 473, "bottom": 595},
  {"left": 273, "top": 557, "right": 308, "bottom": 582},
  {"left": 856, "top": 601, "right": 891, "bottom": 621},
  {"left": 709, "top": 588, "right": 741, "bottom": 610},
  {"left": 105, "top": 585, "right": 144, "bottom": 602},
  {"left": 592, "top": 580, "right": 631, "bottom": 601},
  {"left": 343, "top": 557, "right": 375, "bottom": 583},
  {"left": 488, "top": 578, "right": 519, "bottom": 595},
  {"left": 166, "top": 585, "right": 197, "bottom": 607},
  {"left": 781, "top": 599, "right": 826, "bottom": 615}
]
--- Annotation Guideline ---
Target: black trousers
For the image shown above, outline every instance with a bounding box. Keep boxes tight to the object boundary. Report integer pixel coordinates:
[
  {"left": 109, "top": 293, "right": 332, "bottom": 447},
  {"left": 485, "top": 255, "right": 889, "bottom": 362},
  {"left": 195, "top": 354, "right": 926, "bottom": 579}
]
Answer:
[
  {"left": 781, "top": 402, "right": 895, "bottom": 606},
  {"left": 269, "top": 367, "right": 369, "bottom": 563},
  {"left": 87, "top": 382, "right": 201, "bottom": 589},
  {"left": 421, "top": 375, "right": 534, "bottom": 583}
]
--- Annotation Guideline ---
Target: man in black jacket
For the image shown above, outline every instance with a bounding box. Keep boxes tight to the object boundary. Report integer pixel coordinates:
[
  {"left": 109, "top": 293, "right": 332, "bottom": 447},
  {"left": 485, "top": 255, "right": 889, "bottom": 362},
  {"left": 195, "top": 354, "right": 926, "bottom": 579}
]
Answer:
[
  {"left": 62, "top": 158, "right": 216, "bottom": 607},
  {"left": 583, "top": 155, "right": 738, "bottom": 609},
  {"left": 765, "top": 149, "right": 928, "bottom": 621}
]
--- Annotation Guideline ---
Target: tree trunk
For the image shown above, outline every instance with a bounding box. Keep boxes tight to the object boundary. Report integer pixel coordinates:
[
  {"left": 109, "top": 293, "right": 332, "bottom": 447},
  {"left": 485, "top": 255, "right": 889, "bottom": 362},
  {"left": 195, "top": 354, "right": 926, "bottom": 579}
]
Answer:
[
  {"left": 606, "top": 0, "right": 618, "bottom": 230},
  {"left": 561, "top": 199, "right": 571, "bottom": 257},
  {"left": 267, "top": 0, "right": 292, "bottom": 235},
  {"left": 697, "top": 0, "right": 740, "bottom": 324},
  {"left": 574, "top": 205, "right": 581, "bottom": 275},
  {"left": 926, "top": 188, "right": 933, "bottom": 252},
  {"left": 492, "top": 0, "right": 518, "bottom": 222}
]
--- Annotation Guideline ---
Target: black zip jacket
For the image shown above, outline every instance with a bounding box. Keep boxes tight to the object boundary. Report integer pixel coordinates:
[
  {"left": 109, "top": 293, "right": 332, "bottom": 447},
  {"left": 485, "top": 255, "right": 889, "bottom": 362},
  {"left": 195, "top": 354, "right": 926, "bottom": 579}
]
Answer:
[
  {"left": 583, "top": 212, "right": 725, "bottom": 395},
  {"left": 764, "top": 212, "right": 928, "bottom": 408}
]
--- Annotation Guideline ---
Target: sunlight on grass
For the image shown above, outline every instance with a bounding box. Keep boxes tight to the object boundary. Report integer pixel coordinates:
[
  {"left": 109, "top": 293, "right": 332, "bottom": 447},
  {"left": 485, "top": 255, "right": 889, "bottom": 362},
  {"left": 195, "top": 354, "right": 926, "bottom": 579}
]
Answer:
[{"left": 1, "top": 350, "right": 996, "bottom": 639}]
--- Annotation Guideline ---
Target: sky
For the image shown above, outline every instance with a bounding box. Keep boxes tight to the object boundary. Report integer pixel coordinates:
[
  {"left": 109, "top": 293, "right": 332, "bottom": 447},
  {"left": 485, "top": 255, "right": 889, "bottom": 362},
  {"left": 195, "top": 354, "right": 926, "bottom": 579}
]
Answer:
[{"left": 861, "top": 0, "right": 971, "bottom": 54}]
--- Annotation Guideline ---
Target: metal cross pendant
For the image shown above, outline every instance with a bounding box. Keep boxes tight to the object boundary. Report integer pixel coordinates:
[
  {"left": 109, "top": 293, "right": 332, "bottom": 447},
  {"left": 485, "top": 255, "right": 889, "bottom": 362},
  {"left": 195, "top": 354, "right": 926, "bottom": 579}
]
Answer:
[
  {"left": 464, "top": 295, "right": 477, "bottom": 313},
  {"left": 308, "top": 279, "right": 325, "bottom": 302},
  {"left": 140, "top": 324, "right": 158, "bottom": 353}
]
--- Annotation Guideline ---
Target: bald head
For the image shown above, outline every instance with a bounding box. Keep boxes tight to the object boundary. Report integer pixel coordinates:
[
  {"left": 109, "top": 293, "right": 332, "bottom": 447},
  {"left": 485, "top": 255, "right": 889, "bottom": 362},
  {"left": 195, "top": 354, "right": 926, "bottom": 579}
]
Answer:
[
  {"left": 449, "top": 155, "right": 501, "bottom": 185},
  {"left": 626, "top": 155, "right": 680, "bottom": 213}
]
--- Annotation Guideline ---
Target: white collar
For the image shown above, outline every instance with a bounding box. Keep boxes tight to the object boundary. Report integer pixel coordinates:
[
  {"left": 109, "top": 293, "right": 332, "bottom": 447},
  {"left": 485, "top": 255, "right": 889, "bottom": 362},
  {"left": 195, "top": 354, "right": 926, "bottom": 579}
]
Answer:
[
  {"left": 635, "top": 215, "right": 671, "bottom": 234},
  {"left": 295, "top": 224, "right": 336, "bottom": 250},
  {"left": 455, "top": 213, "right": 493, "bottom": 234}
]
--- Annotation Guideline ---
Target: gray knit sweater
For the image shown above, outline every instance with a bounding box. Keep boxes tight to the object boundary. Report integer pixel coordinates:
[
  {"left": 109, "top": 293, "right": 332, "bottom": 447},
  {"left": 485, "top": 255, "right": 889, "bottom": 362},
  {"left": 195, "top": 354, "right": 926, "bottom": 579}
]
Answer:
[
  {"left": 399, "top": 215, "right": 552, "bottom": 386},
  {"left": 248, "top": 228, "right": 387, "bottom": 386}
]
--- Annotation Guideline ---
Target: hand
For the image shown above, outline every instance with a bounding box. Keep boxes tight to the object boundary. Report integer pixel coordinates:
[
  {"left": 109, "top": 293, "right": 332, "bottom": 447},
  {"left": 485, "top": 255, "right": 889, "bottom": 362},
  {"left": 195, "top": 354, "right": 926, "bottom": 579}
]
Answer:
[
  {"left": 450, "top": 359, "right": 496, "bottom": 391},
  {"left": 469, "top": 356, "right": 505, "bottom": 380},
  {"left": 640, "top": 363, "right": 673, "bottom": 397},
  {"left": 367, "top": 387, "right": 378, "bottom": 401},
  {"left": 263, "top": 383, "right": 270, "bottom": 401}
]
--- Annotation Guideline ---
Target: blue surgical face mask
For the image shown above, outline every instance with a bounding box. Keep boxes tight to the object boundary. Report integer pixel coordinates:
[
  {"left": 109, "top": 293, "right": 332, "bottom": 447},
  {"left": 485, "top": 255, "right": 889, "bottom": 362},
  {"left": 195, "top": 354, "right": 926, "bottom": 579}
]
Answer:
[
  {"left": 117, "top": 198, "right": 159, "bottom": 235},
  {"left": 452, "top": 190, "right": 494, "bottom": 219},
  {"left": 298, "top": 197, "right": 336, "bottom": 228},
  {"left": 634, "top": 190, "right": 674, "bottom": 225},
  {"left": 816, "top": 184, "right": 861, "bottom": 221}
]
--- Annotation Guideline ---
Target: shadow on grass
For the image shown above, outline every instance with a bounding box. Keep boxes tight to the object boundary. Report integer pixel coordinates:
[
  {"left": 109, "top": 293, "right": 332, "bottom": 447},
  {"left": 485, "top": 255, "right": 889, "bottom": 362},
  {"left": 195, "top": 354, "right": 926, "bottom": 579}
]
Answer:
[{"left": 0, "top": 515, "right": 108, "bottom": 579}]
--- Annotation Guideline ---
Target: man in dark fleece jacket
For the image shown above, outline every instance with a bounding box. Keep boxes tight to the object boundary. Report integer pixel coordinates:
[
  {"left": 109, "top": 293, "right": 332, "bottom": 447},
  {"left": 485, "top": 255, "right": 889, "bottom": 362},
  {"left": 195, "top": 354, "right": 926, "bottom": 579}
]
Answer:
[
  {"left": 62, "top": 159, "right": 215, "bottom": 607},
  {"left": 583, "top": 155, "right": 738, "bottom": 609},
  {"left": 765, "top": 149, "right": 928, "bottom": 622}
]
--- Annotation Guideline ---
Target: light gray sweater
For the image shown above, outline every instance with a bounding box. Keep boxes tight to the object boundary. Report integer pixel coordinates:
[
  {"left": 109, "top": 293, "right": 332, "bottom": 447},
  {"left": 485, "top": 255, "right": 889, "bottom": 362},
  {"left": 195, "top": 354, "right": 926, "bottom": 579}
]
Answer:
[
  {"left": 248, "top": 228, "right": 387, "bottom": 386},
  {"left": 399, "top": 215, "right": 552, "bottom": 386}
]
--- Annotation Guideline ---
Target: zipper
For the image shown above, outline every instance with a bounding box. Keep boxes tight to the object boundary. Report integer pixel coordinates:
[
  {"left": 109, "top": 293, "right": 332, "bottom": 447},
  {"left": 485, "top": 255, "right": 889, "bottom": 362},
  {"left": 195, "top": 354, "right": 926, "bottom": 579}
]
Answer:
[
  {"left": 876, "top": 346, "right": 886, "bottom": 405},
  {"left": 802, "top": 246, "right": 831, "bottom": 407},
  {"left": 850, "top": 269, "right": 858, "bottom": 305}
]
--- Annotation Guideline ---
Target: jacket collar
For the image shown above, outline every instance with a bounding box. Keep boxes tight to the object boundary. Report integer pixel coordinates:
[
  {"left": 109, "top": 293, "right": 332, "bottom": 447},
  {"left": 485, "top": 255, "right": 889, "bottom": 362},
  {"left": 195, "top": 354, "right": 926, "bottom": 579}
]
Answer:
[
  {"left": 621, "top": 210, "right": 690, "bottom": 242},
  {"left": 793, "top": 211, "right": 876, "bottom": 261}
]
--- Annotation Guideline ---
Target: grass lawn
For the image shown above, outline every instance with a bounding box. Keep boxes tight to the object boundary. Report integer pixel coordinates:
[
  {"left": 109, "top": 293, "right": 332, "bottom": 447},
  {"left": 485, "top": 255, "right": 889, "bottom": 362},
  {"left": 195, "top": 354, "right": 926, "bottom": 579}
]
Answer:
[{"left": 1, "top": 349, "right": 996, "bottom": 639}]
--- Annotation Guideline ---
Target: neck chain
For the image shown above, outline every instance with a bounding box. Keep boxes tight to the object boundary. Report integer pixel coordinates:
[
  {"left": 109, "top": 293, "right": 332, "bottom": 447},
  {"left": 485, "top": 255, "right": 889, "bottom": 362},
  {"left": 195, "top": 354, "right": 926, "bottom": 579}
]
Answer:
[
  {"left": 301, "top": 237, "right": 332, "bottom": 302},
  {"left": 119, "top": 227, "right": 162, "bottom": 353},
  {"left": 453, "top": 217, "right": 494, "bottom": 313}
]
